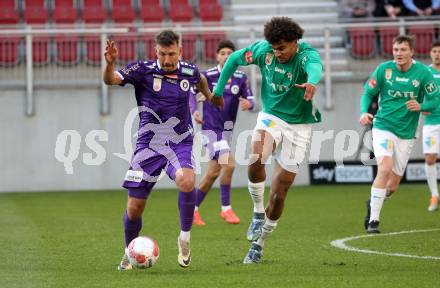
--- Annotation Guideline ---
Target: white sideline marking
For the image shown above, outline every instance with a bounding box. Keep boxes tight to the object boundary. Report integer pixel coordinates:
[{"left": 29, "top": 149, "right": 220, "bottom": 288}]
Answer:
[{"left": 330, "top": 228, "right": 440, "bottom": 260}]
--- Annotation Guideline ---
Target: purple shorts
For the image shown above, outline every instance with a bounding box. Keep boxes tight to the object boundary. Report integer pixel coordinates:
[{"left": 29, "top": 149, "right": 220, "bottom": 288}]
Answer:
[
  {"left": 202, "top": 129, "right": 233, "bottom": 161},
  {"left": 122, "top": 143, "right": 194, "bottom": 199}
]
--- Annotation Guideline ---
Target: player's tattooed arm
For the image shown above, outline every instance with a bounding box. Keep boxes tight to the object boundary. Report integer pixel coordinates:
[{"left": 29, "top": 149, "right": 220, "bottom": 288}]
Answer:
[{"left": 103, "top": 40, "right": 123, "bottom": 85}]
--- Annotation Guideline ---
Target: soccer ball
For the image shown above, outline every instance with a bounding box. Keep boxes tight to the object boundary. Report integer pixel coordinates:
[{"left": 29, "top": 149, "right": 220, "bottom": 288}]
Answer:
[{"left": 127, "top": 236, "right": 160, "bottom": 268}]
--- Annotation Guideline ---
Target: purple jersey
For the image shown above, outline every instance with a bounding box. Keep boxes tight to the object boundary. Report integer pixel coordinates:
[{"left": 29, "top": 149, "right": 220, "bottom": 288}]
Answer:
[
  {"left": 117, "top": 60, "right": 201, "bottom": 146},
  {"left": 191, "top": 66, "right": 253, "bottom": 132}
]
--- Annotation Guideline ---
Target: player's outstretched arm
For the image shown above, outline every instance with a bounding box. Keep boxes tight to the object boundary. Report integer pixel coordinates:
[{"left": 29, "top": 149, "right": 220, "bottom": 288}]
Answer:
[
  {"left": 360, "top": 113, "right": 374, "bottom": 126},
  {"left": 196, "top": 74, "right": 212, "bottom": 101},
  {"left": 294, "top": 83, "right": 317, "bottom": 101},
  {"left": 103, "top": 40, "right": 123, "bottom": 85},
  {"left": 213, "top": 50, "right": 243, "bottom": 98}
]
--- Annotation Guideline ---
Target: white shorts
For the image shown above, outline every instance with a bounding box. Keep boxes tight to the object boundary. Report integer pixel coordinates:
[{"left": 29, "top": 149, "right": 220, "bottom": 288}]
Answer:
[
  {"left": 372, "top": 128, "right": 414, "bottom": 176},
  {"left": 422, "top": 125, "right": 440, "bottom": 154},
  {"left": 253, "top": 112, "right": 312, "bottom": 173}
]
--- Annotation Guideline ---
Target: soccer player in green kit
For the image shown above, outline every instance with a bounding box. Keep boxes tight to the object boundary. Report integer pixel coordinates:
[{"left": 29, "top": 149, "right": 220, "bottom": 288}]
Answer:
[
  {"left": 211, "top": 17, "right": 323, "bottom": 264},
  {"left": 360, "top": 35, "right": 440, "bottom": 233},
  {"left": 422, "top": 41, "right": 440, "bottom": 212}
]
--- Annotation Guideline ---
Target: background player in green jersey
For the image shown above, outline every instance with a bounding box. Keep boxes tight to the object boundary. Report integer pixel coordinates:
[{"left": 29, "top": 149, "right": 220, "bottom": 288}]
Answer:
[
  {"left": 360, "top": 35, "right": 440, "bottom": 233},
  {"left": 422, "top": 41, "right": 440, "bottom": 212},
  {"left": 213, "top": 17, "right": 323, "bottom": 264}
]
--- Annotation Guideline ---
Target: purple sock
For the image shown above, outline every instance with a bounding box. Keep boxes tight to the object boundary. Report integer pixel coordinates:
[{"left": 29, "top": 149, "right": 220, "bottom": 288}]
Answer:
[
  {"left": 220, "top": 184, "right": 231, "bottom": 206},
  {"left": 178, "top": 189, "right": 196, "bottom": 232},
  {"left": 123, "top": 211, "right": 142, "bottom": 247},
  {"left": 195, "top": 188, "right": 208, "bottom": 207}
]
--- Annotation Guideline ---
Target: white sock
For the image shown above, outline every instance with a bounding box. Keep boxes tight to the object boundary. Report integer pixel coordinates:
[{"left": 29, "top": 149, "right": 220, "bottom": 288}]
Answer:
[
  {"left": 256, "top": 218, "right": 277, "bottom": 247},
  {"left": 179, "top": 231, "right": 190, "bottom": 242},
  {"left": 425, "top": 163, "right": 439, "bottom": 197},
  {"left": 370, "top": 187, "right": 386, "bottom": 222},
  {"left": 221, "top": 205, "right": 231, "bottom": 212},
  {"left": 248, "top": 180, "right": 265, "bottom": 213}
]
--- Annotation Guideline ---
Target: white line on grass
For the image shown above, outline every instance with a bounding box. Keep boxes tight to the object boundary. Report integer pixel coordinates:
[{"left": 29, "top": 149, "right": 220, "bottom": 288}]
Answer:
[{"left": 330, "top": 228, "right": 440, "bottom": 260}]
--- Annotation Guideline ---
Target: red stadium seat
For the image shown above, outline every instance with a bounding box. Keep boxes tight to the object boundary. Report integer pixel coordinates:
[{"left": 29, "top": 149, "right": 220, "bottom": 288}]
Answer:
[
  {"left": 55, "top": 36, "right": 80, "bottom": 65},
  {"left": 53, "top": 1, "right": 79, "bottom": 65},
  {"left": 348, "top": 28, "right": 376, "bottom": 58},
  {"left": 142, "top": 33, "right": 157, "bottom": 59},
  {"left": 181, "top": 33, "right": 197, "bottom": 62},
  {"left": 32, "top": 36, "right": 50, "bottom": 64},
  {"left": 112, "top": 35, "right": 138, "bottom": 63},
  {"left": 24, "top": 0, "right": 49, "bottom": 24},
  {"left": 82, "top": 0, "right": 107, "bottom": 23},
  {"left": 378, "top": 27, "right": 399, "bottom": 57},
  {"left": 0, "top": 0, "right": 20, "bottom": 25},
  {"left": 82, "top": 1, "right": 106, "bottom": 65},
  {"left": 202, "top": 32, "right": 225, "bottom": 62},
  {"left": 0, "top": 37, "right": 21, "bottom": 65},
  {"left": 111, "top": 0, "right": 136, "bottom": 23},
  {"left": 169, "top": 0, "right": 193, "bottom": 22},
  {"left": 199, "top": 0, "right": 223, "bottom": 22},
  {"left": 84, "top": 35, "right": 101, "bottom": 65},
  {"left": 139, "top": 0, "right": 164, "bottom": 23},
  {"left": 409, "top": 25, "right": 435, "bottom": 57},
  {"left": 53, "top": 0, "right": 78, "bottom": 24}
]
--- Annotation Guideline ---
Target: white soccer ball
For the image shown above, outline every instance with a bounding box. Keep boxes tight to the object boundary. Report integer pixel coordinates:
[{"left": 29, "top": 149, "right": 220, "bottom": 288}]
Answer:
[{"left": 127, "top": 236, "right": 160, "bottom": 269}]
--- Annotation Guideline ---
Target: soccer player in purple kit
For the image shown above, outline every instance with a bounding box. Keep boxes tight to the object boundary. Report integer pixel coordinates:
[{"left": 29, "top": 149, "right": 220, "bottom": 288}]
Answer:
[
  {"left": 189, "top": 40, "right": 254, "bottom": 226},
  {"left": 103, "top": 30, "right": 217, "bottom": 270}
]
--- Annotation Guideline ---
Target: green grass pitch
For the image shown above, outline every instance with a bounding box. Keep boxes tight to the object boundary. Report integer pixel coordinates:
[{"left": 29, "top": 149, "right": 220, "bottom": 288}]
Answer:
[{"left": 0, "top": 184, "right": 439, "bottom": 288}]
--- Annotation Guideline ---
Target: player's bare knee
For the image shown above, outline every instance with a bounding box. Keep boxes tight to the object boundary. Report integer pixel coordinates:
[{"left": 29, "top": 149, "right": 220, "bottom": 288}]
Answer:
[
  {"left": 425, "top": 154, "right": 437, "bottom": 165},
  {"left": 207, "top": 169, "right": 220, "bottom": 181},
  {"left": 127, "top": 201, "right": 144, "bottom": 219},
  {"left": 248, "top": 162, "right": 265, "bottom": 182},
  {"left": 175, "top": 174, "right": 195, "bottom": 192},
  {"left": 224, "top": 162, "right": 235, "bottom": 174},
  {"left": 376, "top": 167, "right": 392, "bottom": 180},
  {"left": 271, "top": 190, "right": 287, "bottom": 204}
]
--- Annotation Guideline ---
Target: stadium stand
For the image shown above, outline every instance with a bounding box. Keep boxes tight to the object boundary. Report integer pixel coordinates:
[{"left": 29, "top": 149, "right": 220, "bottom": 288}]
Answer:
[
  {"left": 169, "top": 0, "right": 194, "bottom": 22},
  {"left": 110, "top": 0, "right": 137, "bottom": 63},
  {"left": 199, "top": 0, "right": 223, "bottom": 21},
  {"left": 82, "top": 0, "right": 107, "bottom": 23},
  {"left": 24, "top": 0, "right": 50, "bottom": 65},
  {"left": 169, "top": 0, "right": 196, "bottom": 61},
  {"left": 0, "top": 0, "right": 20, "bottom": 25},
  {"left": 348, "top": 27, "right": 377, "bottom": 58},
  {"left": 24, "top": 0, "right": 49, "bottom": 24},
  {"left": 82, "top": 0, "right": 107, "bottom": 65},
  {"left": 0, "top": 0, "right": 21, "bottom": 65},
  {"left": 409, "top": 25, "right": 436, "bottom": 57},
  {"left": 111, "top": 0, "right": 136, "bottom": 23},
  {"left": 139, "top": 0, "right": 165, "bottom": 23},
  {"left": 199, "top": 0, "right": 225, "bottom": 62},
  {"left": 378, "top": 27, "right": 400, "bottom": 56},
  {"left": 53, "top": 0, "right": 80, "bottom": 65}
]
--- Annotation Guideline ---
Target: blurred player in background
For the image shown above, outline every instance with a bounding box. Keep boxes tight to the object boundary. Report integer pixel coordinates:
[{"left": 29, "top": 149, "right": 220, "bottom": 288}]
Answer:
[
  {"left": 422, "top": 41, "right": 440, "bottom": 212},
  {"left": 190, "top": 40, "right": 254, "bottom": 226},
  {"left": 103, "top": 30, "right": 218, "bottom": 270},
  {"left": 360, "top": 35, "right": 440, "bottom": 233},
  {"left": 212, "top": 17, "right": 323, "bottom": 264}
]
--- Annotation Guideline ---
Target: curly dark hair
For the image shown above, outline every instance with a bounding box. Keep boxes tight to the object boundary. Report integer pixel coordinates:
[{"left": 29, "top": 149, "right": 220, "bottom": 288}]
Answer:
[
  {"left": 264, "top": 17, "right": 304, "bottom": 44},
  {"left": 155, "top": 30, "right": 180, "bottom": 46},
  {"left": 216, "top": 40, "right": 236, "bottom": 53}
]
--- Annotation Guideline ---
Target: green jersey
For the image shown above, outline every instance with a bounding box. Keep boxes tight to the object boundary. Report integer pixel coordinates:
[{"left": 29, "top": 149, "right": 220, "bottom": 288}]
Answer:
[
  {"left": 213, "top": 40, "right": 323, "bottom": 124},
  {"left": 360, "top": 60, "right": 440, "bottom": 139},
  {"left": 424, "top": 65, "right": 440, "bottom": 125}
]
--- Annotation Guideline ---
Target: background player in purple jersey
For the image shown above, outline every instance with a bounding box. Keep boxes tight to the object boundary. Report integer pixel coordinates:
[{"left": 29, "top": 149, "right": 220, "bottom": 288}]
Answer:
[
  {"left": 189, "top": 40, "right": 254, "bottom": 226},
  {"left": 103, "top": 30, "right": 216, "bottom": 270}
]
